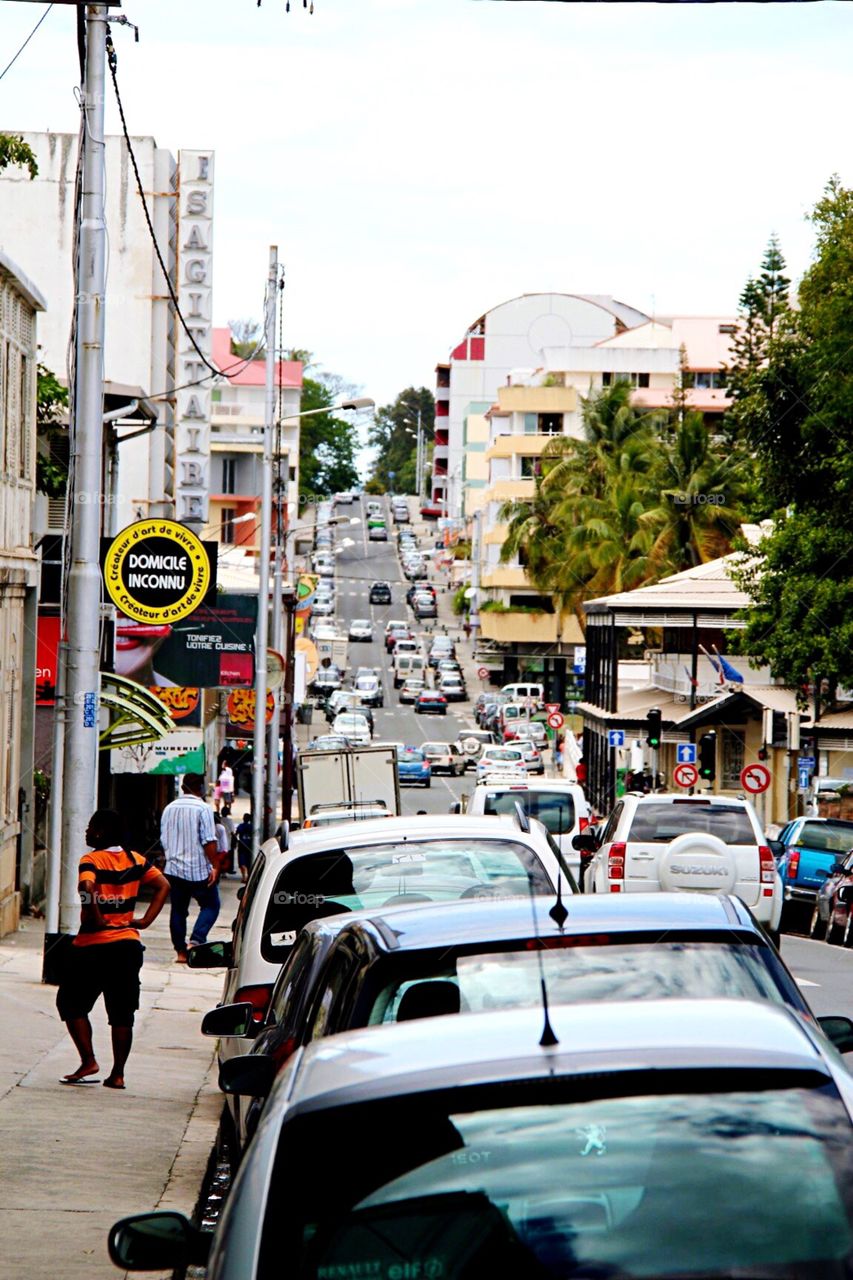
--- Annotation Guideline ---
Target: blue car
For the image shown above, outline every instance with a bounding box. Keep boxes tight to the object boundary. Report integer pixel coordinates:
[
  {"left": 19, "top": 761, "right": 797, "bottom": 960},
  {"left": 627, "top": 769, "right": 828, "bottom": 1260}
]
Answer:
[
  {"left": 775, "top": 816, "right": 853, "bottom": 933},
  {"left": 396, "top": 746, "right": 431, "bottom": 788}
]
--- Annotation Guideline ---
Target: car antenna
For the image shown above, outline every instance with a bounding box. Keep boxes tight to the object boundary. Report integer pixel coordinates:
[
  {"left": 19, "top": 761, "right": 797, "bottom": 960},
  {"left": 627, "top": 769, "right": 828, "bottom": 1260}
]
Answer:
[{"left": 526, "top": 872, "right": 559, "bottom": 1049}]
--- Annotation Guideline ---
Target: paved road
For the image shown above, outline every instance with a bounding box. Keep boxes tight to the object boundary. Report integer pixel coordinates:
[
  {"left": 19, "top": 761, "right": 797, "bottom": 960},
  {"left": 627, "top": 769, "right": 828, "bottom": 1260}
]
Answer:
[
  {"left": 323, "top": 497, "right": 474, "bottom": 817},
  {"left": 779, "top": 932, "right": 853, "bottom": 1023}
]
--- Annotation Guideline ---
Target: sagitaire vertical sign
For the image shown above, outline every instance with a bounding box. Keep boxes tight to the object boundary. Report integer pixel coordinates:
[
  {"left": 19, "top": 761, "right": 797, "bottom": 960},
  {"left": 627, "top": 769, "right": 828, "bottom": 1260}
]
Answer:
[{"left": 175, "top": 149, "right": 215, "bottom": 528}]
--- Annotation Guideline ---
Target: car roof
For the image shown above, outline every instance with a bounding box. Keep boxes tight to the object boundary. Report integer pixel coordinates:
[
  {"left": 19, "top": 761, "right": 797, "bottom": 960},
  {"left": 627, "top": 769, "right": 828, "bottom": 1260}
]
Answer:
[
  {"left": 627, "top": 792, "right": 756, "bottom": 807},
  {"left": 474, "top": 778, "right": 584, "bottom": 795},
  {"left": 279, "top": 998, "right": 830, "bottom": 1118},
  {"left": 282, "top": 812, "right": 531, "bottom": 856}
]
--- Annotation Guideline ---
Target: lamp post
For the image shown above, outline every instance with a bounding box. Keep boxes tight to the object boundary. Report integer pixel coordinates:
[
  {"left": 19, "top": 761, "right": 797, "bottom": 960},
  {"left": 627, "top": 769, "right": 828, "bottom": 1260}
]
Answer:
[{"left": 253, "top": 397, "right": 373, "bottom": 846}]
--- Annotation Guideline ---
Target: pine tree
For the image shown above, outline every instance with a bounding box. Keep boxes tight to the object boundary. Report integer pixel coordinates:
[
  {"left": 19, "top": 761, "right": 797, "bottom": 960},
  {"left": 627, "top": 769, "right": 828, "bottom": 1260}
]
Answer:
[{"left": 758, "top": 233, "right": 791, "bottom": 338}]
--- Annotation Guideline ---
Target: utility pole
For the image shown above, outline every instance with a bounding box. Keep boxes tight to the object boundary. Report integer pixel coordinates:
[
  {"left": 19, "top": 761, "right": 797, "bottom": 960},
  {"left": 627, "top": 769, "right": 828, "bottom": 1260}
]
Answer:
[
  {"left": 469, "top": 508, "right": 482, "bottom": 648},
  {"left": 279, "top": 588, "right": 298, "bottom": 827},
  {"left": 251, "top": 247, "right": 277, "bottom": 850},
  {"left": 415, "top": 407, "right": 423, "bottom": 505},
  {"left": 47, "top": 5, "right": 110, "bottom": 968},
  {"left": 265, "top": 455, "right": 284, "bottom": 831}
]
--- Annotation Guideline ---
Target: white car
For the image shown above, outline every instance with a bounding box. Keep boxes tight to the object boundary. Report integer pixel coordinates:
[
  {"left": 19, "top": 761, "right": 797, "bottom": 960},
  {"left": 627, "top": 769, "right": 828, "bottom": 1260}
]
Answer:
[
  {"left": 465, "top": 778, "right": 590, "bottom": 878},
  {"left": 331, "top": 711, "right": 371, "bottom": 746},
  {"left": 579, "top": 792, "right": 783, "bottom": 935},
  {"left": 348, "top": 618, "right": 373, "bottom": 641},
  {"left": 511, "top": 721, "right": 548, "bottom": 748},
  {"left": 476, "top": 745, "right": 526, "bottom": 781},
  {"left": 517, "top": 740, "right": 544, "bottom": 775}
]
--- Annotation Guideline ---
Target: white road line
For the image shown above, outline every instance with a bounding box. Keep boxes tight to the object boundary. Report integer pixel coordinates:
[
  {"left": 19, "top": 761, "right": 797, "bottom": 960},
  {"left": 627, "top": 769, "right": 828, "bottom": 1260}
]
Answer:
[{"left": 794, "top": 977, "right": 820, "bottom": 988}]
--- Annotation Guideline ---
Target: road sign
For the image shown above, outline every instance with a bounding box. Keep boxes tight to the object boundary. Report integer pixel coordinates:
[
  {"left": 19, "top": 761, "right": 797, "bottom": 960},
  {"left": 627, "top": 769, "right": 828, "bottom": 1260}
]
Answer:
[
  {"left": 798, "top": 767, "right": 811, "bottom": 791},
  {"left": 477, "top": 666, "right": 489, "bottom": 679},
  {"left": 798, "top": 755, "right": 816, "bottom": 771},
  {"left": 573, "top": 645, "right": 586, "bottom": 674},
  {"left": 740, "top": 763, "right": 772, "bottom": 795},
  {"left": 545, "top": 703, "right": 560, "bottom": 715},
  {"left": 608, "top": 729, "right": 625, "bottom": 748},
  {"left": 547, "top": 712, "right": 564, "bottom": 731},
  {"left": 676, "top": 743, "right": 697, "bottom": 765},
  {"left": 673, "top": 762, "right": 698, "bottom": 789}
]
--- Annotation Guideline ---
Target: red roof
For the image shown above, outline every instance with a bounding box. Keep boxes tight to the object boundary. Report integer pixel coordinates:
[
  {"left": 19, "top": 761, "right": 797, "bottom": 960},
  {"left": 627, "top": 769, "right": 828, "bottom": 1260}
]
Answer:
[{"left": 212, "top": 327, "right": 303, "bottom": 388}]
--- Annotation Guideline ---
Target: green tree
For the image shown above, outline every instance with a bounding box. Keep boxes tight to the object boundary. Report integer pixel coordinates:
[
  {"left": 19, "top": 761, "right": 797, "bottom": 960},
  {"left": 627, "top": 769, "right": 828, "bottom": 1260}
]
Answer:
[
  {"left": 228, "top": 317, "right": 264, "bottom": 361},
  {"left": 0, "top": 134, "right": 37, "bottom": 178},
  {"left": 36, "top": 364, "right": 69, "bottom": 497},
  {"left": 297, "top": 372, "right": 360, "bottom": 498},
  {"left": 733, "top": 177, "right": 853, "bottom": 699},
  {"left": 367, "top": 386, "right": 434, "bottom": 493}
]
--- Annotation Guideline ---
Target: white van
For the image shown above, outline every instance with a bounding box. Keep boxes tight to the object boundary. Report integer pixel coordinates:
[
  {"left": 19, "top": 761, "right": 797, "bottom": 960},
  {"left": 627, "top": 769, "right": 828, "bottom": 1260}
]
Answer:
[
  {"left": 393, "top": 653, "right": 427, "bottom": 687},
  {"left": 501, "top": 682, "right": 544, "bottom": 705}
]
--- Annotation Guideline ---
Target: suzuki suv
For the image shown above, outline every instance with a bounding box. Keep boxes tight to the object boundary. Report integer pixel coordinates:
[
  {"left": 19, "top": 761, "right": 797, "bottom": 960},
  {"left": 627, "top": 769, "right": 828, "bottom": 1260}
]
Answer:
[{"left": 576, "top": 792, "right": 783, "bottom": 942}]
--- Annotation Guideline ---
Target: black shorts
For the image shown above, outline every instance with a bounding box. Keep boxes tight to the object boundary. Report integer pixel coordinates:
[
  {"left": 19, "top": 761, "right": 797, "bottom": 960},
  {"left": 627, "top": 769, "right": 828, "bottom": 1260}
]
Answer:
[{"left": 56, "top": 939, "right": 144, "bottom": 1027}]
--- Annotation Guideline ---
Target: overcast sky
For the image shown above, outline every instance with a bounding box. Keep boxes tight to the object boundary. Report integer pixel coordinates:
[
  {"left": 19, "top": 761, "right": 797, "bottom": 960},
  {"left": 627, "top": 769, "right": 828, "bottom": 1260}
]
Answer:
[{"left": 4, "top": 0, "right": 853, "bottom": 436}]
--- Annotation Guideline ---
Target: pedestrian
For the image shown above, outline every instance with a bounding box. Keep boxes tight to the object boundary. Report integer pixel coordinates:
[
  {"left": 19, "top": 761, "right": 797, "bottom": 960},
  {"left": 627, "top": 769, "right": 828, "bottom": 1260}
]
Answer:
[
  {"left": 160, "top": 772, "right": 220, "bottom": 964},
  {"left": 214, "top": 816, "right": 231, "bottom": 877},
  {"left": 56, "top": 808, "right": 170, "bottom": 1089},
  {"left": 576, "top": 758, "right": 587, "bottom": 788},
  {"left": 235, "top": 811, "right": 254, "bottom": 883},
  {"left": 218, "top": 762, "right": 235, "bottom": 815}
]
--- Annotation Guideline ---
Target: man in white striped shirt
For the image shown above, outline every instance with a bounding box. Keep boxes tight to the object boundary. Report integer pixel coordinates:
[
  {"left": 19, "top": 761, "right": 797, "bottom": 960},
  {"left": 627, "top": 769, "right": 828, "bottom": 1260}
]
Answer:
[{"left": 160, "top": 773, "right": 219, "bottom": 963}]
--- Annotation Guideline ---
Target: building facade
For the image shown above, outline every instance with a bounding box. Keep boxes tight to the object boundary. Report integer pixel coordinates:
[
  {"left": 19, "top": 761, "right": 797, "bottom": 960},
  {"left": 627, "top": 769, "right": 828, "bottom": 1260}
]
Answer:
[{"left": 0, "top": 252, "right": 45, "bottom": 935}]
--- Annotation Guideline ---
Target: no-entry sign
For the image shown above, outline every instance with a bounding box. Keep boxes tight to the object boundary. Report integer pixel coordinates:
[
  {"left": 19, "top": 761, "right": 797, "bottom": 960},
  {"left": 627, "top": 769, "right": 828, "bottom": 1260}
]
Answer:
[
  {"left": 547, "top": 712, "right": 564, "bottom": 730},
  {"left": 477, "top": 666, "right": 489, "bottom": 679},
  {"left": 673, "top": 762, "right": 698, "bottom": 789},
  {"left": 102, "top": 519, "right": 214, "bottom": 625},
  {"left": 740, "top": 763, "right": 771, "bottom": 794}
]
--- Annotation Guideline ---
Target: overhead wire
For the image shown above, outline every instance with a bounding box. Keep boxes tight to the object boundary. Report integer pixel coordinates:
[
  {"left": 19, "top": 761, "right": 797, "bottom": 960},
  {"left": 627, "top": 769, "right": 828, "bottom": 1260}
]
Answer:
[{"left": 0, "top": 3, "right": 53, "bottom": 85}]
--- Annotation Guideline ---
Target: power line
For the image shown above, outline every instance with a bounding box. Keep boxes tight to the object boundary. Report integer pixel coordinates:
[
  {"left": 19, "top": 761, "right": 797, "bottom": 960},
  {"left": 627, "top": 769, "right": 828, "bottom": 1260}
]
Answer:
[{"left": 0, "top": 3, "right": 53, "bottom": 85}]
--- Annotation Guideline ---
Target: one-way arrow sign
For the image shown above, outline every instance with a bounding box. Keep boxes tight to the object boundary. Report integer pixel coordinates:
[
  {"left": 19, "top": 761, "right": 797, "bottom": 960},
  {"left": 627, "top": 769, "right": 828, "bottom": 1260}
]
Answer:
[{"left": 676, "top": 743, "right": 697, "bottom": 764}]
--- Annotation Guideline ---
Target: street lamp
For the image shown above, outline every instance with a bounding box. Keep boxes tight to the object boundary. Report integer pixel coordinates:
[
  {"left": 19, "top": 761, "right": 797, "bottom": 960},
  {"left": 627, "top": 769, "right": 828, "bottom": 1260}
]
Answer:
[{"left": 253, "top": 390, "right": 374, "bottom": 850}]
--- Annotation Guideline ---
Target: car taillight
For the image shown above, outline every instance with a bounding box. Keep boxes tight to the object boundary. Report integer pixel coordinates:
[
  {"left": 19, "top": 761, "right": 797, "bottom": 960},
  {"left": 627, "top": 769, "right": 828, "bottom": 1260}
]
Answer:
[
  {"left": 608, "top": 841, "right": 626, "bottom": 892},
  {"left": 759, "top": 845, "right": 776, "bottom": 896},
  {"left": 578, "top": 816, "right": 590, "bottom": 833},
  {"left": 787, "top": 850, "right": 800, "bottom": 880},
  {"left": 234, "top": 984, "right": 274, "bottom": 1025}
]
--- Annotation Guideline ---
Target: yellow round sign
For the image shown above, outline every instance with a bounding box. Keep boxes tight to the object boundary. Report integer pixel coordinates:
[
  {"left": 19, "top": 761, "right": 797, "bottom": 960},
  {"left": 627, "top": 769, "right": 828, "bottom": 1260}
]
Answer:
[{"left": 103, "top": 519, "right": 211, "bottom": 625}]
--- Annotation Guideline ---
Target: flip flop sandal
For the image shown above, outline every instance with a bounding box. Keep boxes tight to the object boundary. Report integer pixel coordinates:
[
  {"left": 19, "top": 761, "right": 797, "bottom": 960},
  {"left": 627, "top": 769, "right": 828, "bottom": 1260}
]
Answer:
[
  {"left": 103, "top": 1079, "right": 126, "bottom": 1090},
  {"left": 60, "top": 1076, "right": 100, "bottom": 1085}
]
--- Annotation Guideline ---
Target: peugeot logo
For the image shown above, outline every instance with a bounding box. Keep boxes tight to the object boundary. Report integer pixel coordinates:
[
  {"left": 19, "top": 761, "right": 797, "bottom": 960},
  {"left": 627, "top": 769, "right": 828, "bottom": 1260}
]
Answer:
[{"left": 670, "top": 864, "right": 727, "bottom": 877}]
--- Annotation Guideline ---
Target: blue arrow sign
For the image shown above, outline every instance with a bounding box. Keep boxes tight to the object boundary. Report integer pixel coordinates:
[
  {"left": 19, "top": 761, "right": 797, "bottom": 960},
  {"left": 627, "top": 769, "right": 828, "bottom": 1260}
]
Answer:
[
  {"left": 676, "top": 743, "right": 697, "bottom": 764},
  {"left": 608, "top": 729, "right": 625, "bottom": 748},
  {"left": 798, "top": 767, "right": 811, "bottom": 791}
]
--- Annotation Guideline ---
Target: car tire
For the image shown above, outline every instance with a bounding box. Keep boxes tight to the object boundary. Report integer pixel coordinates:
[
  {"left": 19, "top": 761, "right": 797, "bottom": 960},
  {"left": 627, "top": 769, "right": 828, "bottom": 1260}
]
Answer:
[
  {"left": 843, "top": 912, "right": 853, "bottom": 948},
  {"left": 780, "top": 899, "right": 809, "bottom": 936},
  {"left": 809, "top": 902, "right": 828, "bottom": 941},
  {"left": 424, "top": 780, "right": 431, "bottom": 789},
  {"left": 827, "top": 914, "right": 843, "bottom": 945}
]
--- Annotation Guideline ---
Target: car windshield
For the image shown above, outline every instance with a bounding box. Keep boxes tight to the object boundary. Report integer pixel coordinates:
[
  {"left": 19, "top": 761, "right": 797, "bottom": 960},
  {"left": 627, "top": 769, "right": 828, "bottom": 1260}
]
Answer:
[
  {"left": 399, "top": 749, "right": 425, "bottom": 763},
  {"left": 796, "top": 820, "right": 853, "bottom": 854},
  {"left": 265, "top": 1078, "right": 853, "bottom": 1280},
  {"left": 483, "top": 790, "right": 576, "bottom": 835},
  {"left": 627, "top": 803, "right": 756, "bottom": 844},
  {"left": 483, "top": 749, "right": 523, "bottom": 762}
]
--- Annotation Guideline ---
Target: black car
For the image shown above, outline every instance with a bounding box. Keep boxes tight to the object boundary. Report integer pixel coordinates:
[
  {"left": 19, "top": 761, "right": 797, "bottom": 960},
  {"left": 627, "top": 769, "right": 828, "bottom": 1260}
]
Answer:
[{"left": 368, "top": 581, "right": 392, "bottom": 604}]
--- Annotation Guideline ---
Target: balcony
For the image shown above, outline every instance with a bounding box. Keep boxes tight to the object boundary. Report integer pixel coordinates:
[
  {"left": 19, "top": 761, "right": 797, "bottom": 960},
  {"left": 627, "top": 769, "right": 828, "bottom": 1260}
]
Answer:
[
  {"left": 482, "top": 478, "right": 535, "bottom": 504},
  {"left": 651, "top": 652, "right": 772, "bottom": 701},
  {"left": 479, "top": 609, "right": 559, "bottom": 644},
  {"left": 481, "top": 566, "right": 533, "bottom": 590},
  {"left": 486, "top": 433, "right": 560, "bottom": 461}
]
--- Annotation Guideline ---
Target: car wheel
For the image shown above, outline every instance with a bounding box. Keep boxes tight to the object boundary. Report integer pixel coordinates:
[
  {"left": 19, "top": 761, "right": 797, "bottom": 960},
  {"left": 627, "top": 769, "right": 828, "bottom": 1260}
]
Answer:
[
  {"left": 827, "top": 913, "right": 843, "bottom": 945},
  {"left": 809, "top": 902, "right": 828, "bottom": 941},
  {"left": 780, "top": 899, "right": 809, "bottom": 936},
  {"left": 843, "top": 912, "right": 853, "bottom": 948},
  {"left": 424, "top": 779, "right": 431, "bottom": 789}
]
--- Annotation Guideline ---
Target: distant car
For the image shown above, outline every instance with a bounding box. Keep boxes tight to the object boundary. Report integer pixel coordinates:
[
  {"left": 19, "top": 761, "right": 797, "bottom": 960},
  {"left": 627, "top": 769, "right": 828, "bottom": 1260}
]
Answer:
[
  {"left": 466, "top": 777, "right": 591, "bottom": 876},
  {"left": 455, "top": 729, "right": 499, "bottom": 769},
  {"left": 304, "top": 734, "right": 350, "bottom": 752},
  {"left": 353, "top": 675, "right": 383, "bottom": 708},
  {"left": 385, "top": 626, "right": 413, "bottom": 653},
  {"left": 775, "top": 816, "right": 853, "bottom": 933},
  {"left": 311, "top": 597, "right": 334, "bottom": 617},
  {"left": 428, "top": 640, "right": 455, "bottom": 667},
  {"left": 438, "top": 674, "right": 467, "bottom": 702},
  {"left": 347, "top": 618, "right": 373, "bottom": 642},
  {"left": 412, "top": 593, "right": 437, "bottom": 620},
  {"left": 308, "top": 666, "right": 342, "bottom": 695},
  {"left": 301, "top": 802, "right": 392, "bottom": 829},
  {"left": 325, "top": 692, "right": 373, "bottom": 732},
  {"left": 368, "top": 581, "right": 392, "bottom": 604},
  {"left": 421, "top": 741, "right": 464, "bottom": 777},
  {"left": 476, "top": 745, "right": 526, "bottom": 781},
  {"left": 511, "top": 720, "right": 548, "bottom": 748},
  {"left": 415, "top": 690, "right": 447, "bottom": 715},
  {"left": 333, "top": 491, "right": 354, "bottom": 504},
  {"left": 368, "top": 525, "right": 388, "bottom": 542},
  {"left": 517, "top": 740, "right": 544, "bottom": 775},
  {"left": 330, "top": 711, "right": 371, "bottom": 746},
  {"left": 398, "top": 678, "right": 426, "bottom": 705},
  {"left": 396, "top": 746, "right": 431, "bottom": 788}
]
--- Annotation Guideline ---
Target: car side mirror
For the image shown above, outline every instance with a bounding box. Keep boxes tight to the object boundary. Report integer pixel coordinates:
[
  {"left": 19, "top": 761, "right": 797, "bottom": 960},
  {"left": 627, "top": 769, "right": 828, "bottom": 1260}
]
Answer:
[
  {"left": 835, "top": 883, "right": 853, "bottom": 903},
  {"left": 200, "top": 1002, "right": 255, "bottom": 1038},
  {"left": 108, "top": 1211, "right": 210, "bottom": 1271},
  {"left": 832, "top": 860, "right": 850, "bottom": 876},
  {"left": 817, "top": 1015, "right": 853, "bottom": 1055},
  {"left": 766, "top": 839, "right": 786, "bottom": 859},
  {"left": 186, "top": 939, "right": 233, "bottom": 969},
  {"left": 219, "top": 1053, "right": 277, "bottom": 1098},
  {"left": 572, "top": 832, "right": 598, "bottom": 852}
]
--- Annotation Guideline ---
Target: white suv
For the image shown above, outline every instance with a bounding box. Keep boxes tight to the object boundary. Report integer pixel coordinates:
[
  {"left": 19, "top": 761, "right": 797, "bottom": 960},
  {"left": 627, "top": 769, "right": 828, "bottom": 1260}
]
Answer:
[{"left": 578, "top": 792, "right": 782, "bottom": 937}]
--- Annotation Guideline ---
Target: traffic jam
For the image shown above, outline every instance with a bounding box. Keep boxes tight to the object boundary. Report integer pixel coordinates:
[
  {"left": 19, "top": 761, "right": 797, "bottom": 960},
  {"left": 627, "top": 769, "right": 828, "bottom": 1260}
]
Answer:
[{"left": 110, "top": 494, "right": 853, "bottom": 1280}]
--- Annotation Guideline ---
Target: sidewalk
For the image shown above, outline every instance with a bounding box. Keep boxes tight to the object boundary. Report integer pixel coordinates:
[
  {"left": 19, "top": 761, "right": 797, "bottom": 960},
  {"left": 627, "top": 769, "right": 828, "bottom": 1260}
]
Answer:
[{"left": 0, "top": 880, "right": 239, "bottom": 1279}]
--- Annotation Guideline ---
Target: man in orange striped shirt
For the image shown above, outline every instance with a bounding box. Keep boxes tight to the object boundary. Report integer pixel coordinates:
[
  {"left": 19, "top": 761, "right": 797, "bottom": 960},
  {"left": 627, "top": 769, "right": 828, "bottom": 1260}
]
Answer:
[{"left": 56, "top": 809, "right": 170, "bottom": 1089}]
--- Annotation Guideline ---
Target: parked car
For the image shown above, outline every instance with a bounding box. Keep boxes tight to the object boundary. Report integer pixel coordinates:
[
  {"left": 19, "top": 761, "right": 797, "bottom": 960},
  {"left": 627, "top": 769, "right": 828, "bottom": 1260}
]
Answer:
[
  {"left": 576, "top": 792, "right": 784, "bottom": 941},
  {"left": 347, "top": 618, "right": 373, "bottom": 642},
  {"left": 112, "top": 992, "right": 853, "bottom": 1278},
  {"left": 308, "top": 666, "right": 342, "bottom": 696},
  {"left": 421, "top": 741, "right": 465, "bottom": 777},
  {"left": 775, "top": 816, "right": 853, "bottom": 933},
  {"left": 368, "top": 581, "right": 392, "bottom": 605},
  {"left": 810, "top": 846, "right": 853, "bottom": 943},
  {"left": 396, "top": 746, "right": 431, "bottom": 788},
  {"left": 310, "top": 596, "right": 334, "bottom": 617},
  {"left": 331, "top": 711, "right": 372, "bottom": 746},
  {"left": 398, "top": 677, "right": 426, "bottom": 705},
  {"left": 415, "top": 690, "right": 447, "bottom": 715}
]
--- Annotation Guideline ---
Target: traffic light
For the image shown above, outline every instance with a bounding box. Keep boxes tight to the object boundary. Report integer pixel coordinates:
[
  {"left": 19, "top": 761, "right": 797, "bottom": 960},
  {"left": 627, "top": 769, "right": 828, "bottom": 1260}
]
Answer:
[
  {"left": 699, "top": 731, "right": 717, "bottom": 782},
  {"left": 646, "top": 707, "right": 662, "bottom": 749}
]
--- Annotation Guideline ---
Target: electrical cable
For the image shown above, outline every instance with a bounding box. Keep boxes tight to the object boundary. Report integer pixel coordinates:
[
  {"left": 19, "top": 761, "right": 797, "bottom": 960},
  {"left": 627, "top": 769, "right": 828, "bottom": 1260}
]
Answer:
[
  {"left": 0, "top": 3, "right": 53, "bottom": 85},
  {"left": 104, "top": 27, "right": 267, "bottom": 383}
]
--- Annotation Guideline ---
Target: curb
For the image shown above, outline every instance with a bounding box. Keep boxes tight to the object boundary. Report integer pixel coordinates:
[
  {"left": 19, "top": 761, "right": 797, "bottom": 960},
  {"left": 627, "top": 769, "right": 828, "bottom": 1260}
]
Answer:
[{"left": 155, "top": 1056, "right": 221, "bottom": 1221}]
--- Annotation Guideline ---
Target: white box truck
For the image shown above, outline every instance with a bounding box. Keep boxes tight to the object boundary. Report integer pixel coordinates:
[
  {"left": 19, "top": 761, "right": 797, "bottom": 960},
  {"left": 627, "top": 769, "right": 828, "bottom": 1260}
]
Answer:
[{"left": 296, "top": 744, "right": 401, "bottom": 827}]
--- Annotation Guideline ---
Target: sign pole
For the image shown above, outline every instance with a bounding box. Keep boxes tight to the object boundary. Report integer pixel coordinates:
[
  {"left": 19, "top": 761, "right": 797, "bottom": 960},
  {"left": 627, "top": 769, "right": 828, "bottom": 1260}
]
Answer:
[
  {"left": 51, "top": 6, "right": 109, "bottom": 962},
  {"left": 252, "top": 248, "right": 278, "bottom": 848}
]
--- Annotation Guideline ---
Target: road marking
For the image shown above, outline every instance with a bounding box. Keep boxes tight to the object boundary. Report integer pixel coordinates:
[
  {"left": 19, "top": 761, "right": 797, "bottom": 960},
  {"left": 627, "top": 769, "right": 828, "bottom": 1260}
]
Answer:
[{"left": 794, "top": 977, "right": 820, "bottom": 988}]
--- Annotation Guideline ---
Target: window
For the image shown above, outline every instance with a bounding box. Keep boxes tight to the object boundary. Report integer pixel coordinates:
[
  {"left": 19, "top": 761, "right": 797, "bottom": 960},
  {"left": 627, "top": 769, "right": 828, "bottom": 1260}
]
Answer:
[
  {"left": 520, "top": 455, "right": 542, "bottom": 479},
  {"left": 538, "top": 412, "right": 562, "bottom": 434},
  {"left": 221, "top": 456, "right": 236, "bottom": 494},
  {"left": 602, "top": 372, "right": 649, "bottom": 389},
  {"left": 627, "top": 802, "right": 755, "bottom": 844},
  {"left": 721, "top": 729, "right": 746, "bottom": 790},
  {"left": 484, "top": 789, "right": 576, "bottom": 835},
  {"left": 19, "top": 353, "right": 31, "bottom": 479},
  {"left": 523, "top": 412, "right": 538, "bottom": 434},
  {"left": 220, "top": 507, "right": 236, "bottom": 544}
]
